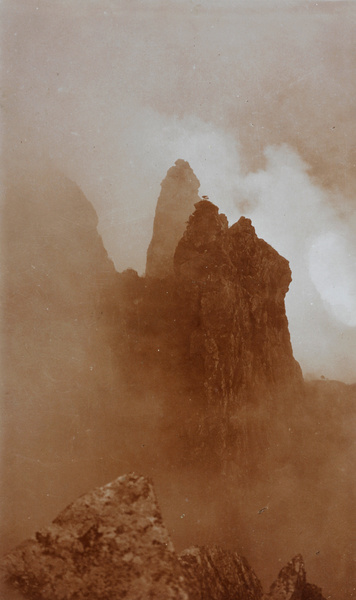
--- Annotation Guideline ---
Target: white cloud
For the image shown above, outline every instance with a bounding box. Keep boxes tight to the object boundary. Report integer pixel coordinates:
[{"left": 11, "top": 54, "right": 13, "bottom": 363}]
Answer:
[
  {"left": 309, "top": 231, "right": 356, "bottom": 327},
  {"left": 4, "top": 0, "right": 355, "bottom": 382},
  {"left": 227, "top": 143, "right": 356, "bottom": 380}
]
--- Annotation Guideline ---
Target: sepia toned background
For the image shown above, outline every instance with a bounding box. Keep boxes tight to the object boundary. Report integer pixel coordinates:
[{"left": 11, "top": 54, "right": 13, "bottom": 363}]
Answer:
[{"left": 1, "top": 1, "right": 355, "bottom": 598}]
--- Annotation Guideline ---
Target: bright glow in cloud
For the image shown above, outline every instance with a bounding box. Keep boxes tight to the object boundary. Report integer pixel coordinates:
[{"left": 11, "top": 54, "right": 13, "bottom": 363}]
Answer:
[
  {"left": 57, "top": 110, "right": 243, "bottom": 275},
  {"left": 309, "top": 231, "right": 356, "bottom": 327},
  {"left": 231, "top": 144, "right": 356, "bottom": 332},
  {"left": 57, "top": 112, "right": 355, "bottom": 382},
  {"left": 218, "top": 143, "right": 356, "bottom": 380},
  {"left": 3, "top": 0, "right": 356, "bottom": 383}
]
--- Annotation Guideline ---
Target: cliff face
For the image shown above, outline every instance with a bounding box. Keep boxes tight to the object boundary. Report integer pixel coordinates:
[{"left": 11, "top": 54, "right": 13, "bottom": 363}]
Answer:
[
  {"left": 146, "top": 159, "right": 201, "bottom": 278},
  {"left": 174, "top": 201, "right": 300, "bottom": 397},
  {"left": 173, "top": 200, "right": 303, "bottom": 457},
  {"left": 118, "top": 195, "right": 304, "bottom": 465}
]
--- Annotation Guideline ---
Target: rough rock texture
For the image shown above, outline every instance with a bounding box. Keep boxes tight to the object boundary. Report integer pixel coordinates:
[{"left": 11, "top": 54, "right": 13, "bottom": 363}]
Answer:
[
  {"left": 179, "top": 546, "right": 263, "bottom": 600},
  {"left": 174, "top": 200, "right": 303, "bottom": 401},
  {"left": 104, "top": 168, "right": 353, "bottom": 597},
  {"left": 118, "top": 197, "right": 304, "bottom": 465},
  {"left": 0, "top": 474, "right": 190, "bottom": 600},
  {"left": 172, "top": 200, "right": 304, "bottom": 456},
  {"left": 301, "top": 584, "right": 327, "bottom": 600},
  {"left": 1, "top": 472, "right": 329, "bottom": 600},
  {"left": 146, "top": 159, "right": 201, "bottom": 278},
  {"left": 266, "top": 555, "right": 307, "bottom": 600},
  {"left": 2, "top": 163, "right": 353, "bottom": 600}
]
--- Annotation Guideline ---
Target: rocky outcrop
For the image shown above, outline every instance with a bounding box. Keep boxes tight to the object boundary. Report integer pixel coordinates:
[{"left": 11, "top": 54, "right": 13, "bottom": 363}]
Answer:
[
  {"left": 117, "top": 195, "right": 304, "bottom": 465},
  {"left": 179, "top": 546, "right": 263, "bottom": 600},
  {"left": 0, "top": 474, "right": 265, "bottom": 600},
  {"left": 1, "top": 474, "right": 328, "bottom": 600},
  {"left": 0, "top": 474, "right": 190, "bottom": 600},
  {"left": 301, "top": 584, "right": 327, "bottom": 600},
  {"left": 174, "top": 200, "right": 303, "bottom": 402},
  {"left": 146, "top": 159, "right": 201, "bottom": 278},
  {"left": 266, "top": 556, "right": 326, "bottom": 600},
  {"left": 266, "top": 555, "right": 306, "bottom": 600},
  {"left": 172, "top": 201, "right": 304, "bottom": 455}
]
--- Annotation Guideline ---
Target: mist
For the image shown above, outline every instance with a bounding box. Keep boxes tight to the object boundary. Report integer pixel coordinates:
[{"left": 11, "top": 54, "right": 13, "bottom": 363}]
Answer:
[
  {"left": 1, "top": 1, "right": 356, "bottom": 599},
  {"left": 2, "top": 0, "right": 356, "bottom": 381}
]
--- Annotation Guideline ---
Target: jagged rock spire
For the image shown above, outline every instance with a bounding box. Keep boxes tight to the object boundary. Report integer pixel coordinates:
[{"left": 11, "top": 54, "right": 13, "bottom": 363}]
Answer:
[
  {"left": 267, "top": 554, "right": 306, "bottom": 600},
  {"left": 266, "top": 555, "right": 326, "bottom": 600},
  {"left": 146, "top": 159, "right": 201, "bottom": 278}
]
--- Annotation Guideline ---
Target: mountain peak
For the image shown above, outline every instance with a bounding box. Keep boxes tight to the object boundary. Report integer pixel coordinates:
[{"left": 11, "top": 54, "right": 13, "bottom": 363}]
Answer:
[{"left": 145, "top": 160, "right": 201, "bottom": 278}]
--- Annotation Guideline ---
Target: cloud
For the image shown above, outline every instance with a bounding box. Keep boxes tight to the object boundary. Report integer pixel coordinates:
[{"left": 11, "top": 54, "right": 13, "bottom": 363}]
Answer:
[
  {"left": 309, "top": 230, "right": 356, "bottom": 327},
  {"left": 76, "top": 103, "right": 356, "bottom": 380},
  {"left": 224, "top": 143, "right": 356, "bottom": 381},
  {"left": 3, "top": 0, "right": 355, "bottom": 383}
]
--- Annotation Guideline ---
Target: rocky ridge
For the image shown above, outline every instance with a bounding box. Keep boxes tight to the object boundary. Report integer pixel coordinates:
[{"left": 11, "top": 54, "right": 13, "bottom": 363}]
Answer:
[
  {"left": 0, "top": 474, "right": 325, "bottom": 600},
  {"left": 116, "top": 194, "right": 304, "bottom": 465},
  {"left": 0, "top": 474, "right": 189, "bottom": 600},
  {"left": 265, "top": 555, "right": 326, "bottom": 600},
  {"left": 2, "top": 161, "right": 354, "bottom": 599},
  {"left": 179, "top": 545, "right": 264, "bottom": 600}
]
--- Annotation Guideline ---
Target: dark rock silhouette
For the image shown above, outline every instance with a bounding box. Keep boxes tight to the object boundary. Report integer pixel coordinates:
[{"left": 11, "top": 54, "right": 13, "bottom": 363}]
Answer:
[
  {"left": 266, "top": 555, "right": 306, "bottom": 600},
  {"left": 174, "top": 200, "right": 302, "bottom": 396},
  {"left": 112, "top": 168, "right": 355, "bottom": 597},
  {"left": 146, "top": 159, "right": 201, "bottom": 278},
  {"left": 266, "top": 555, "right": 326, "bottom": 600},
  {"left": 117, "top": 198, "right": 304, "bottom": 466},
  {"left": 1, "top": 168, "right": 122, "bottom": 555},
  {"left": 179, "top": 545, "right": 263, "bottom": 600},
  {"left": 173, "top": 200, "right": 304, "bottom": 459},
  {"left": 301, "top": 583, "right": 327, "bottom": 600},
  {"left": 2, "top": 162, "right": 354, "bottom": 600},
  {"left": 0, "top": 474, "right": 190, "bottom": 600}
]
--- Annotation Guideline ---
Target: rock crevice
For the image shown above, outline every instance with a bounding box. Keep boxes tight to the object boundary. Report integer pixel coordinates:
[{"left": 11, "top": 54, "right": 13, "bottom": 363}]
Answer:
[{"left": 118, "top": 174, "right": 304, "bottom": 465}]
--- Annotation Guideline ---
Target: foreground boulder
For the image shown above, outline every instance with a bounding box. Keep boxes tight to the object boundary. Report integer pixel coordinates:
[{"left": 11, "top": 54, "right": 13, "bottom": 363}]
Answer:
[
  {"left": 0, "top": 474, "right": 189, "bottom": 600},
  {"left": 1, "top": 474, "right": 328, "bottom": 600},
  {"left": 179, "top": 546, "right": 263, "bottom": 600}
]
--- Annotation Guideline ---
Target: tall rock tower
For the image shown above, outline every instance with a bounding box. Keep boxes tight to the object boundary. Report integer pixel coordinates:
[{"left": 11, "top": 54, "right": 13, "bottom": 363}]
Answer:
[
  {"left": 145, "top": 159, "right": 201, "bottom": 278},
  {"left": 117, "top": 163, "right": 305, "bottom": 466}
]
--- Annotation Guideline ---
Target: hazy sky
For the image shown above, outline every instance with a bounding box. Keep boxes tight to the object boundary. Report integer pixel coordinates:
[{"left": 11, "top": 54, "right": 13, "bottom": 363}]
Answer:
[{"left": 2, "top": 0, "right": 356, "bottom": 381}]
